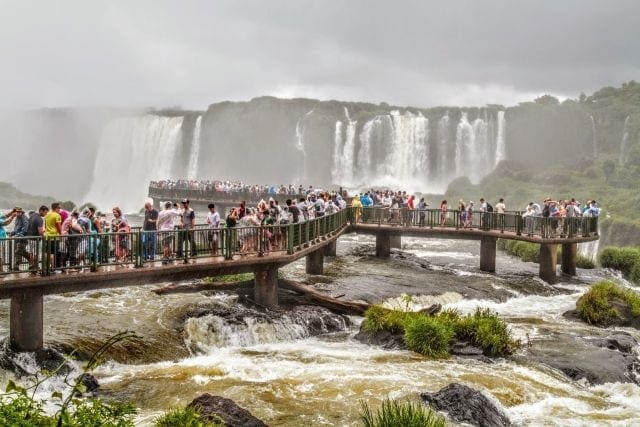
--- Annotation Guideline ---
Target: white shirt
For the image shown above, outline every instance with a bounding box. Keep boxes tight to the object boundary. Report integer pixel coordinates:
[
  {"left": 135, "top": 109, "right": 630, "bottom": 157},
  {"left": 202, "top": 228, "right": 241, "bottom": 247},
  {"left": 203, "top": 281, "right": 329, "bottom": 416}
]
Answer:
[
  {"left": 207, "top": 211, "right": 221, "bottom": 229},
  {"left": 496, "top": 202, "right": 506, "bottom": 214},
  {"left": 157, "top": 209, "right": 181, "bottom": 231}
]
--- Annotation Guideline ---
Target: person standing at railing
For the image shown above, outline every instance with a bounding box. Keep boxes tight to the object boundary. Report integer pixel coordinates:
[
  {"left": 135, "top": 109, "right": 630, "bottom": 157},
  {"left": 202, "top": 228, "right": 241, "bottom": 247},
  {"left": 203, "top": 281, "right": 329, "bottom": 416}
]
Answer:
[
  {"left": 25, "top": 206, "right": 46, "bottom": 270},
  {"left": 177, "top": 199, "right": 196, "bottom": 259},
  {"left": 495, "top": 198, "right": 506, "bottom": 230},
  {"left": 9, "top": 207, "right": 29, "bottom": 271},
  {"left": 286, "top": 199, "right": 300, "bottom": 224},
  {"left": 440, "top": 200, "right": 448, "bottom": 226},
  {"left": 158, "top": 201, "right": 181, "bottom": 265},
  {"left": 351, "top": 195, "right": 362, "bottom": 222},
  {"left": 44, "top": 203, "right": 63, "bottom": 271},
  {"left": 111, "top": 207, "right": 131, "bottom": 263},
  {"left": 142, "top": 202, "right": 158, "bottom": 261},
  {"left": 206, "top": 203, "right": 221, "bottom": 256}
]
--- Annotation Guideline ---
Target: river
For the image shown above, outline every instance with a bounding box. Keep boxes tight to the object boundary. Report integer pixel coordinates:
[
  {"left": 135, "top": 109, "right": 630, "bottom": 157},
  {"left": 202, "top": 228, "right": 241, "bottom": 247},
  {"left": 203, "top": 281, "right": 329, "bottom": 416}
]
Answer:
[{"left": 1, "top": 234, "right": 639, "bottom": 426}]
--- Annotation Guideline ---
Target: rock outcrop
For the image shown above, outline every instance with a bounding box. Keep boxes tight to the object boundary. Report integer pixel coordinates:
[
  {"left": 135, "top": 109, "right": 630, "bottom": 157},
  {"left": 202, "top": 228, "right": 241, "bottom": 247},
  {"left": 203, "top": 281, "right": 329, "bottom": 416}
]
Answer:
[{"left": 188, "top": 394, "right": 266, "bottom": 427}]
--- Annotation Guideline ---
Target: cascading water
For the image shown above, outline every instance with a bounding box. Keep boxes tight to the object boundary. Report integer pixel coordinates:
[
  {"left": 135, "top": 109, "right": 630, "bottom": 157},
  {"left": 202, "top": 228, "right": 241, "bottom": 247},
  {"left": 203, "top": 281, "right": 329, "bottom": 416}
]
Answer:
[
  {"left": 455, "top": 112, "right": 474, "bottom": 180},
  {"left": 341, "top": 108, "right": 357, "bottom": 186},
  {"left": 494, "top": 110, "right": 506, "bottom": 167},
  {"left": 84, "top": 114, "right": 184, "bottom": 213},
  {"left": 331, "top": 121, "right": 344, "bottom": 183},
  {"left": 294, "top": 110, "right": 313, "bottom": 183},
  {"left": 471, "top": 118, "right": 488, "bottom": 183},
  {"left": 437, "top": 113, "right": 451, "bottom": 184},
  {"left": 356, "top": 117, "right": 379, "bottom": 183},
  {"left": 383, "top": 111, "right": 429, "bottom": 187},
  {"left": 619, "top": 115, "right": 630, "bottom": 165},
  {"left": 589, "top": 115, "right": 598, "bottom": 157},
  {"left": 186, "top": 115, "right": 202, "bottom": 180}
]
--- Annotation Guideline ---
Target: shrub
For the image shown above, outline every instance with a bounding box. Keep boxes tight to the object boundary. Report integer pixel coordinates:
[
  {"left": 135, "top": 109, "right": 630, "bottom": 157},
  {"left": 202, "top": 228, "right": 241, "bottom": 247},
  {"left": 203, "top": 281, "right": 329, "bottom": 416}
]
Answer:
[
  {"left": 576, "top": 254, "right": 596, "bottom": 269},
  {"left": 359, "top": 398, "right": 447, "bottom": 427},
  {"left": 455, "top": 308, "right": 518, "bottom": 356},
  {"left": 599, "top": 247, "right": 640, "bottom": 276},
  {"left": 404, "top": 316, "right": 456, "bottom": 359},
  {"left": 576, "top": 281, "right": 640, "bottom": 325},
  {"left": 631, "top": 263, "right": 640, "bottom": 284},
  {"left": 363, "top": 305, "right": 421, "bottom": 334},
  {"left": 154, "top": 407, "right": 222, "bottom": 427},
  {"left": 0, "top": 394, "right": 51, "bottom": 426}
]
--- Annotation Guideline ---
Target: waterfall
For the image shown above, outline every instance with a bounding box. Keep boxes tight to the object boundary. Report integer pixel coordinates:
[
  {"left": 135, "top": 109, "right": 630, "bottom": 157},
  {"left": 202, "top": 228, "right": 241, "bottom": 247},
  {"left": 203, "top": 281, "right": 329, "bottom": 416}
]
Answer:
[
  {"left": 186, "top": 115, "right": 202, "bottom": 180},
  {"left": 84, "top": 114, "right": 184, "bottom": 213},
  {"left": 331, "top": 121, "right": 344, "bottom": 183},
  {"left": 472, "top": 118, "right": 488, "bottom": 183},
  {"left": 589, "top": 115, "right": 597, "bottom": 157},
  {"left": 294, "top": 109, "right": 313, "bottom": 183},
  {"left": 494, "top": 110, "right": 506, "bottom": 167},
  {"left": 341, "top": 107, "right": 357, "bottom": 186},
  {"left": 455, "top": 112, "right": 474, "bottom": 179},
  {"left": 356, "top": 117, "right": 378, "bottom": 184},
  {"left": 437, "top": 113, "right": 451, "bottom": 183},
  {"left": 619, "top": 116, "right": 630, "bottom": 165}
]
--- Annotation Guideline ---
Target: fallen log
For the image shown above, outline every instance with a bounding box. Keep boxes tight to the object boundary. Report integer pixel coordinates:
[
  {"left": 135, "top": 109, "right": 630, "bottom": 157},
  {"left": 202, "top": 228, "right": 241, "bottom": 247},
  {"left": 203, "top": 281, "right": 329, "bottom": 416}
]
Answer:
[
  {"left": 279, "top": 279, "right": 370, "bottom": 315},
  {"left": 153, "top": 280, "right": 253, "bottom": 295}
]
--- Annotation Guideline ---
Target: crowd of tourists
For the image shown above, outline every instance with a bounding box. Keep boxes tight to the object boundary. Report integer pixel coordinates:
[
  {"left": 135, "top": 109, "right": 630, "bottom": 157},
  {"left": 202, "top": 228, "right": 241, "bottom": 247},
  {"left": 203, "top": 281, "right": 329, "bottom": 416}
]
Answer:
[
  {"left": 150, "top": 180, "right": 310, "bottom": 197},
  {"left": 0, "top": 185, "right": 601, "bottom": 273}
]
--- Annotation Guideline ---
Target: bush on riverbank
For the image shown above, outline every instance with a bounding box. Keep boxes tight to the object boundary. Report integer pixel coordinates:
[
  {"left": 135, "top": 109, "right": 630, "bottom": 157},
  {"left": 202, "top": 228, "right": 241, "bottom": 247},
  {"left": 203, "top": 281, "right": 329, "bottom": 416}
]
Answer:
[
  {"left": 363, "top": 306, "right": 518, "bottom": 358},
  {"left": 576, "top": 281, "right": 640, "bottom": 326},
  {"left": 498, "top": 239, "right": 595, "bottom": 269},
  {"left": 360, "top": 398, "right": 446, "bottom": 427},
  {"left": 599, "top": 247, "right": 640, "bottom": 280},
  {"left": 155, "top": 407, "right": 222, "bottom": 426}
]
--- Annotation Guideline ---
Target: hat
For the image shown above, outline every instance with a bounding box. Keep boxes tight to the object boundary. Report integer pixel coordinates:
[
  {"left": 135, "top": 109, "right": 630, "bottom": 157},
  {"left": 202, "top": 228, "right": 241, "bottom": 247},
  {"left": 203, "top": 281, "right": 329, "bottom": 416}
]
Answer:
[
  {"left": 14, "top": 207, "right": 23, "bottom": 212},
  {"left": 181, "top": 198, "right": 189, "bottom": 204}
]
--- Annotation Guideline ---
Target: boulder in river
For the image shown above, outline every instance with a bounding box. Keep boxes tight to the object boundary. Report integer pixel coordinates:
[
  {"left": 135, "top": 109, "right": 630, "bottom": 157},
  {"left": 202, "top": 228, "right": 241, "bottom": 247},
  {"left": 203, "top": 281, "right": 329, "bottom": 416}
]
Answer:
[
  {"left": 188, "top": 393, "right": 266, "bottom": 427},
  {"left": 0, "top": 341, "right": 72, "bottom": 377},
  {"left": 421, "top": 383, "right": 511, "bottom": 427}
]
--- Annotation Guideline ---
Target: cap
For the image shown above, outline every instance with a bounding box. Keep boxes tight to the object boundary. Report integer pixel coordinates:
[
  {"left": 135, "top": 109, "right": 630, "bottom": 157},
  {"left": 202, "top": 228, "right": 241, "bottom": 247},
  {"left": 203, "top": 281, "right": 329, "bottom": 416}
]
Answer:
[
  {"left": 181, "top": 198, "right": 189, "bottom": 204},
  {"left": 14, "top": 206, "right": 23, "bottom": 212}
]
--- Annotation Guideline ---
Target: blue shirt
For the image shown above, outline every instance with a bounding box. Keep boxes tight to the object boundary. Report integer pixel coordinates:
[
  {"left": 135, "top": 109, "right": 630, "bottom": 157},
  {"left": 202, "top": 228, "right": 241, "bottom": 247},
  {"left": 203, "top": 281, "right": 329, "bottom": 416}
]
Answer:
[{"left": 0, "top": 214, "right": 5, "bottom": 239}]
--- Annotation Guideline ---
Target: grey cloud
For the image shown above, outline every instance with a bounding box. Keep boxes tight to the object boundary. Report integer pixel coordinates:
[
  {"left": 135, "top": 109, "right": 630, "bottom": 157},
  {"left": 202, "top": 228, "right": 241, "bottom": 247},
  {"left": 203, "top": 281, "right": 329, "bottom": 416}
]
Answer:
[{"left": 1, "top": 0, "right": 638, "bottom": 109}]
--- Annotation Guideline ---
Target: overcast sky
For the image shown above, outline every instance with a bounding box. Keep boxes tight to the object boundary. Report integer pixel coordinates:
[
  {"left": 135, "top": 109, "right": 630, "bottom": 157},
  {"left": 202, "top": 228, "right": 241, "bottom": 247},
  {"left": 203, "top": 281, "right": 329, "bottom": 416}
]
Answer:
[{"left": 1, "top": 0, "right": 638, "bottom": 110}]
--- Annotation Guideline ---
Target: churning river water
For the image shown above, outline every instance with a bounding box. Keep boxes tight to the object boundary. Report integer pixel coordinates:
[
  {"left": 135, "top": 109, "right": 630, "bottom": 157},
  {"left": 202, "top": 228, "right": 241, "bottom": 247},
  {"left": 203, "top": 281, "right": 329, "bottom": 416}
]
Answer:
[{"left": 1, "top": 234, "right": 639, "bottom": 426}]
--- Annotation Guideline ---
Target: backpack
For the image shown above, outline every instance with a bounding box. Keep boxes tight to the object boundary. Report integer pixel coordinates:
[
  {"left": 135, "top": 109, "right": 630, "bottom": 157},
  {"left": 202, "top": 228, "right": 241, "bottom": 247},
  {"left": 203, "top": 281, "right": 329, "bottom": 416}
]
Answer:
[
  {"left": 315, "top": 200, "right": 322, "bottom": 212},
  {"left": 486, "top": 203, "right": 494, "bottom": 213}
]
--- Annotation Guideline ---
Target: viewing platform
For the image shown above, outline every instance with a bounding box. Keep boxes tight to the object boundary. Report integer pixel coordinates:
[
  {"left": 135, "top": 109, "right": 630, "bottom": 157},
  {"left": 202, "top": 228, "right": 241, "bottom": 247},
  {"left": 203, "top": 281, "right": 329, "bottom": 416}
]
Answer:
[{"left": 0, "top": 208, "right": 598, "bottom": 352}]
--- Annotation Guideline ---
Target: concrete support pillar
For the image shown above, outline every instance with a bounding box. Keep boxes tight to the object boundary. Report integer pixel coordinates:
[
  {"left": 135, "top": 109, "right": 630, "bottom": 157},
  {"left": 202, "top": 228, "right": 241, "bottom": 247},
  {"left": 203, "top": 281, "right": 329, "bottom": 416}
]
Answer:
[
  {"left": 306, "top": 248, "right": 324, "bottom": 275},
  {"left": 479, "top": 236, "right": 497, "bottom": 272},
  {"left": 10, "top": 290, "right": 44, "bottom": 352},
  {"left": 376, "top": 232, "right": 391, "bottom": 258},
  {"left": 324, "top": 240, "right": 337, "bottom": 257},
  {"left": 539, "top": 244, "right": 558, "bottom": 284},
  {"left": 254, "top": 266, "right": 278, "bottom": 309},
  {"left": 390, "top": 235, "right": 402, "bottom": 249},
  {"left": 561, "top": 243, "right": 577, "bottom": 276}
]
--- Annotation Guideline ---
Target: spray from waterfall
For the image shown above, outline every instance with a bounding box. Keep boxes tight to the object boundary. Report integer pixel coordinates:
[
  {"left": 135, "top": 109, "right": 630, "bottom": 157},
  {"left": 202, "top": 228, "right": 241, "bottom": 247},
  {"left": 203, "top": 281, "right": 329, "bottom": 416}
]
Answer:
[
  {"left": 331, "top": 121, "right": 344, "bottom": 183},
  {"left": 437, "top": 113, "right": 451, "bottom": 183},
  {"left": 341, "top": 107, "right": 357, "bottom": 186},
  {"left": 294, "top": 109, "right": 314, "bottom": 183},
  {"left": 455, "top": 112, "right": 474, "bottom": 180},
  {"left": 472, "top": 118, "right": 488, "bottom": 183},
  {"left": 187, "top": 115, "right": 202, "bottom": 180},
  {"left": 494, "top": 110, "right": 506, "bottom": 167},
  {"left": 84, "top": 114, "right": 184, "bottom": 213},
  {"left": 619, "top": 116, "right": 630, "bottom": 165}
]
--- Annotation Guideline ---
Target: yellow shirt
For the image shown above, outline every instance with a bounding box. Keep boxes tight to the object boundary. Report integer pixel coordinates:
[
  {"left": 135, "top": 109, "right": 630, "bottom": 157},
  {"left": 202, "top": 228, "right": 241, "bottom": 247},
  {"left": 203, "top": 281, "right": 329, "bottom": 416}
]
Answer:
[{"left": 44, "top": 211, "right": 62, "bottom": 237}]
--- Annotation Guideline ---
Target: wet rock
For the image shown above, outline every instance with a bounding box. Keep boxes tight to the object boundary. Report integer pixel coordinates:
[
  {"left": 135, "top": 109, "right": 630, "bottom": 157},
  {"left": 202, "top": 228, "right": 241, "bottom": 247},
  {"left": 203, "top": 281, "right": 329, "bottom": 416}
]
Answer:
[
  {"left": 354, "top": 327, "right": 406, "bottom": 349},
  {"left": 450, "top": 341, "right": 485, "bottom": 357},
  {"left": 421, "top": 383, "right": 511, "bottom": 427},
  {"left": 0, "top": 341, "right": 72, "bottom": 377},
  {"left": 564, "top": 300, "right": 640, "bottom": 329},
  {"left": 77, "top": 373, "right": 100, "bottom": 393},
  {"left": 188, "top": 393, "right": 266, "bottom": 427},
  {"left": 513, "top": 330, "right": 640, "bottom": 385}
]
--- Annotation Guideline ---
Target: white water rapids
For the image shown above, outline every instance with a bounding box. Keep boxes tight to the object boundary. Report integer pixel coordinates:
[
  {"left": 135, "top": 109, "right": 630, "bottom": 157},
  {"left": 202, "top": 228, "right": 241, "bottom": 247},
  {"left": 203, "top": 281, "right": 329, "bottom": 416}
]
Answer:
[{"left": 1, "top": 235, "right": 638, "bottom": 426}]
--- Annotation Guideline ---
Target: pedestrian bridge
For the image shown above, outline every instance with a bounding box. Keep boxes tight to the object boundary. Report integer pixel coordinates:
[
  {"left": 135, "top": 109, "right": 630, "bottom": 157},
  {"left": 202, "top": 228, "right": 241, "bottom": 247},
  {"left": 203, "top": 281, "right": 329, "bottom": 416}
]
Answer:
[{"left": 0, "top": 208, "right": 598, "bottom": 352}]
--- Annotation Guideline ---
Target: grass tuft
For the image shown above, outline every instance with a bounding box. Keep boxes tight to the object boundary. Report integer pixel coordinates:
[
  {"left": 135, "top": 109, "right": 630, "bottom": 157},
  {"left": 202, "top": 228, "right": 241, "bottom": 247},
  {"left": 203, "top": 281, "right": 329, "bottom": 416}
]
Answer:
[
  {"left": 154, "top": 406, "right": 222, "bottom": 427},
  {"left": 360, "top": 398, "right": 447, "bottom": 427},
  {"left": 576, "top": 280, "right": 640, "bottom": 325},
  {"left": 404, "top": 316, "right": 455, "bottom": 359}
]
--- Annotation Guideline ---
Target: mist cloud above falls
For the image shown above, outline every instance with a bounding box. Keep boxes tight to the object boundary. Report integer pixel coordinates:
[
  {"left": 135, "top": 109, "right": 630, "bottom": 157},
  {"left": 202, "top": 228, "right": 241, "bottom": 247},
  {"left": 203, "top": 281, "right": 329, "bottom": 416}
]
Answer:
[{"left": 1, "top": 0, "right": 639, "bottom": 109}]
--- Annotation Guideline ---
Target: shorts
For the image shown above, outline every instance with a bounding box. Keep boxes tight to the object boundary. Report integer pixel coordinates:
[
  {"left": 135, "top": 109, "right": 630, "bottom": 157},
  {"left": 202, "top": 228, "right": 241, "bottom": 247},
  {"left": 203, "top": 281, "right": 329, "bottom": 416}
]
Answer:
[
  {"left": 161, "top": 233, "right": 174, "bottom": 246},
  {"left": 207, "top": 230, "right": 219, "bottom": 242}
]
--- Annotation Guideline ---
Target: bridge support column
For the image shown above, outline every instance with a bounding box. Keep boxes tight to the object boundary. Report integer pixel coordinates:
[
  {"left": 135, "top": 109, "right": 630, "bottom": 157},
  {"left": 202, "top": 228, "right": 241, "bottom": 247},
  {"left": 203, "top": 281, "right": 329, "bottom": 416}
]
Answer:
[
  {"left": 390, "top": 235, "right": 401, "bottom": 249},
  {"left": 539, "top": 244, "right": 558, "bottom": 284},
  {"left": 10, "top": 290, "right": 44, "bottom": 352},
  {"left": 306, "top": 248, "right": 324, "bottom": 274},
  {"left": 254, "top": 266, "right": 278, "bottom": 309},
  {"left": 480, "top": 236, "right": 497, "bottom": 272},
  {"left": 561, "top": 243, "right": 577, "bottom": 276},
  {"left": 376, "top": 232, "right": 391, "bottom": 258},
  {"left": 324, "top": 240, "right": 337, "bottom": 257}
]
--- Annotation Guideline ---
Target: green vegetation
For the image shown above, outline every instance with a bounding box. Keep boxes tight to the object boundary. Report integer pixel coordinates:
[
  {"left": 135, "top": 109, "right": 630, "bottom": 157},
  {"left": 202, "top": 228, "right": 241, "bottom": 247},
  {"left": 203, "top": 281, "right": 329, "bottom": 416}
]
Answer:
[
  {"left": 363, "top": 306, "right": 519, "bottom": 358},
  {"left": 154, "top": 407, "right": 223, "bottom": 427},
  {"left": 599, "top": 247, "right": 640, "bottom": 278},
  {"left": 0, "top": 331, "right": 139, "bottom": 426},
  {"left": 498, "top": 240, "right": 595, "bottom": 269},
  {"left": 0, "top": 182, "right": 55, "bottom": 210},
  {"left": 203, "top": 273, "right": 254, "bottom": 283},
  {"left": 359, "top": 398, "right": 447, "bottom": 427},
  {"left": 576, "top": 281, "right": 640, "bottom": 326}
]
